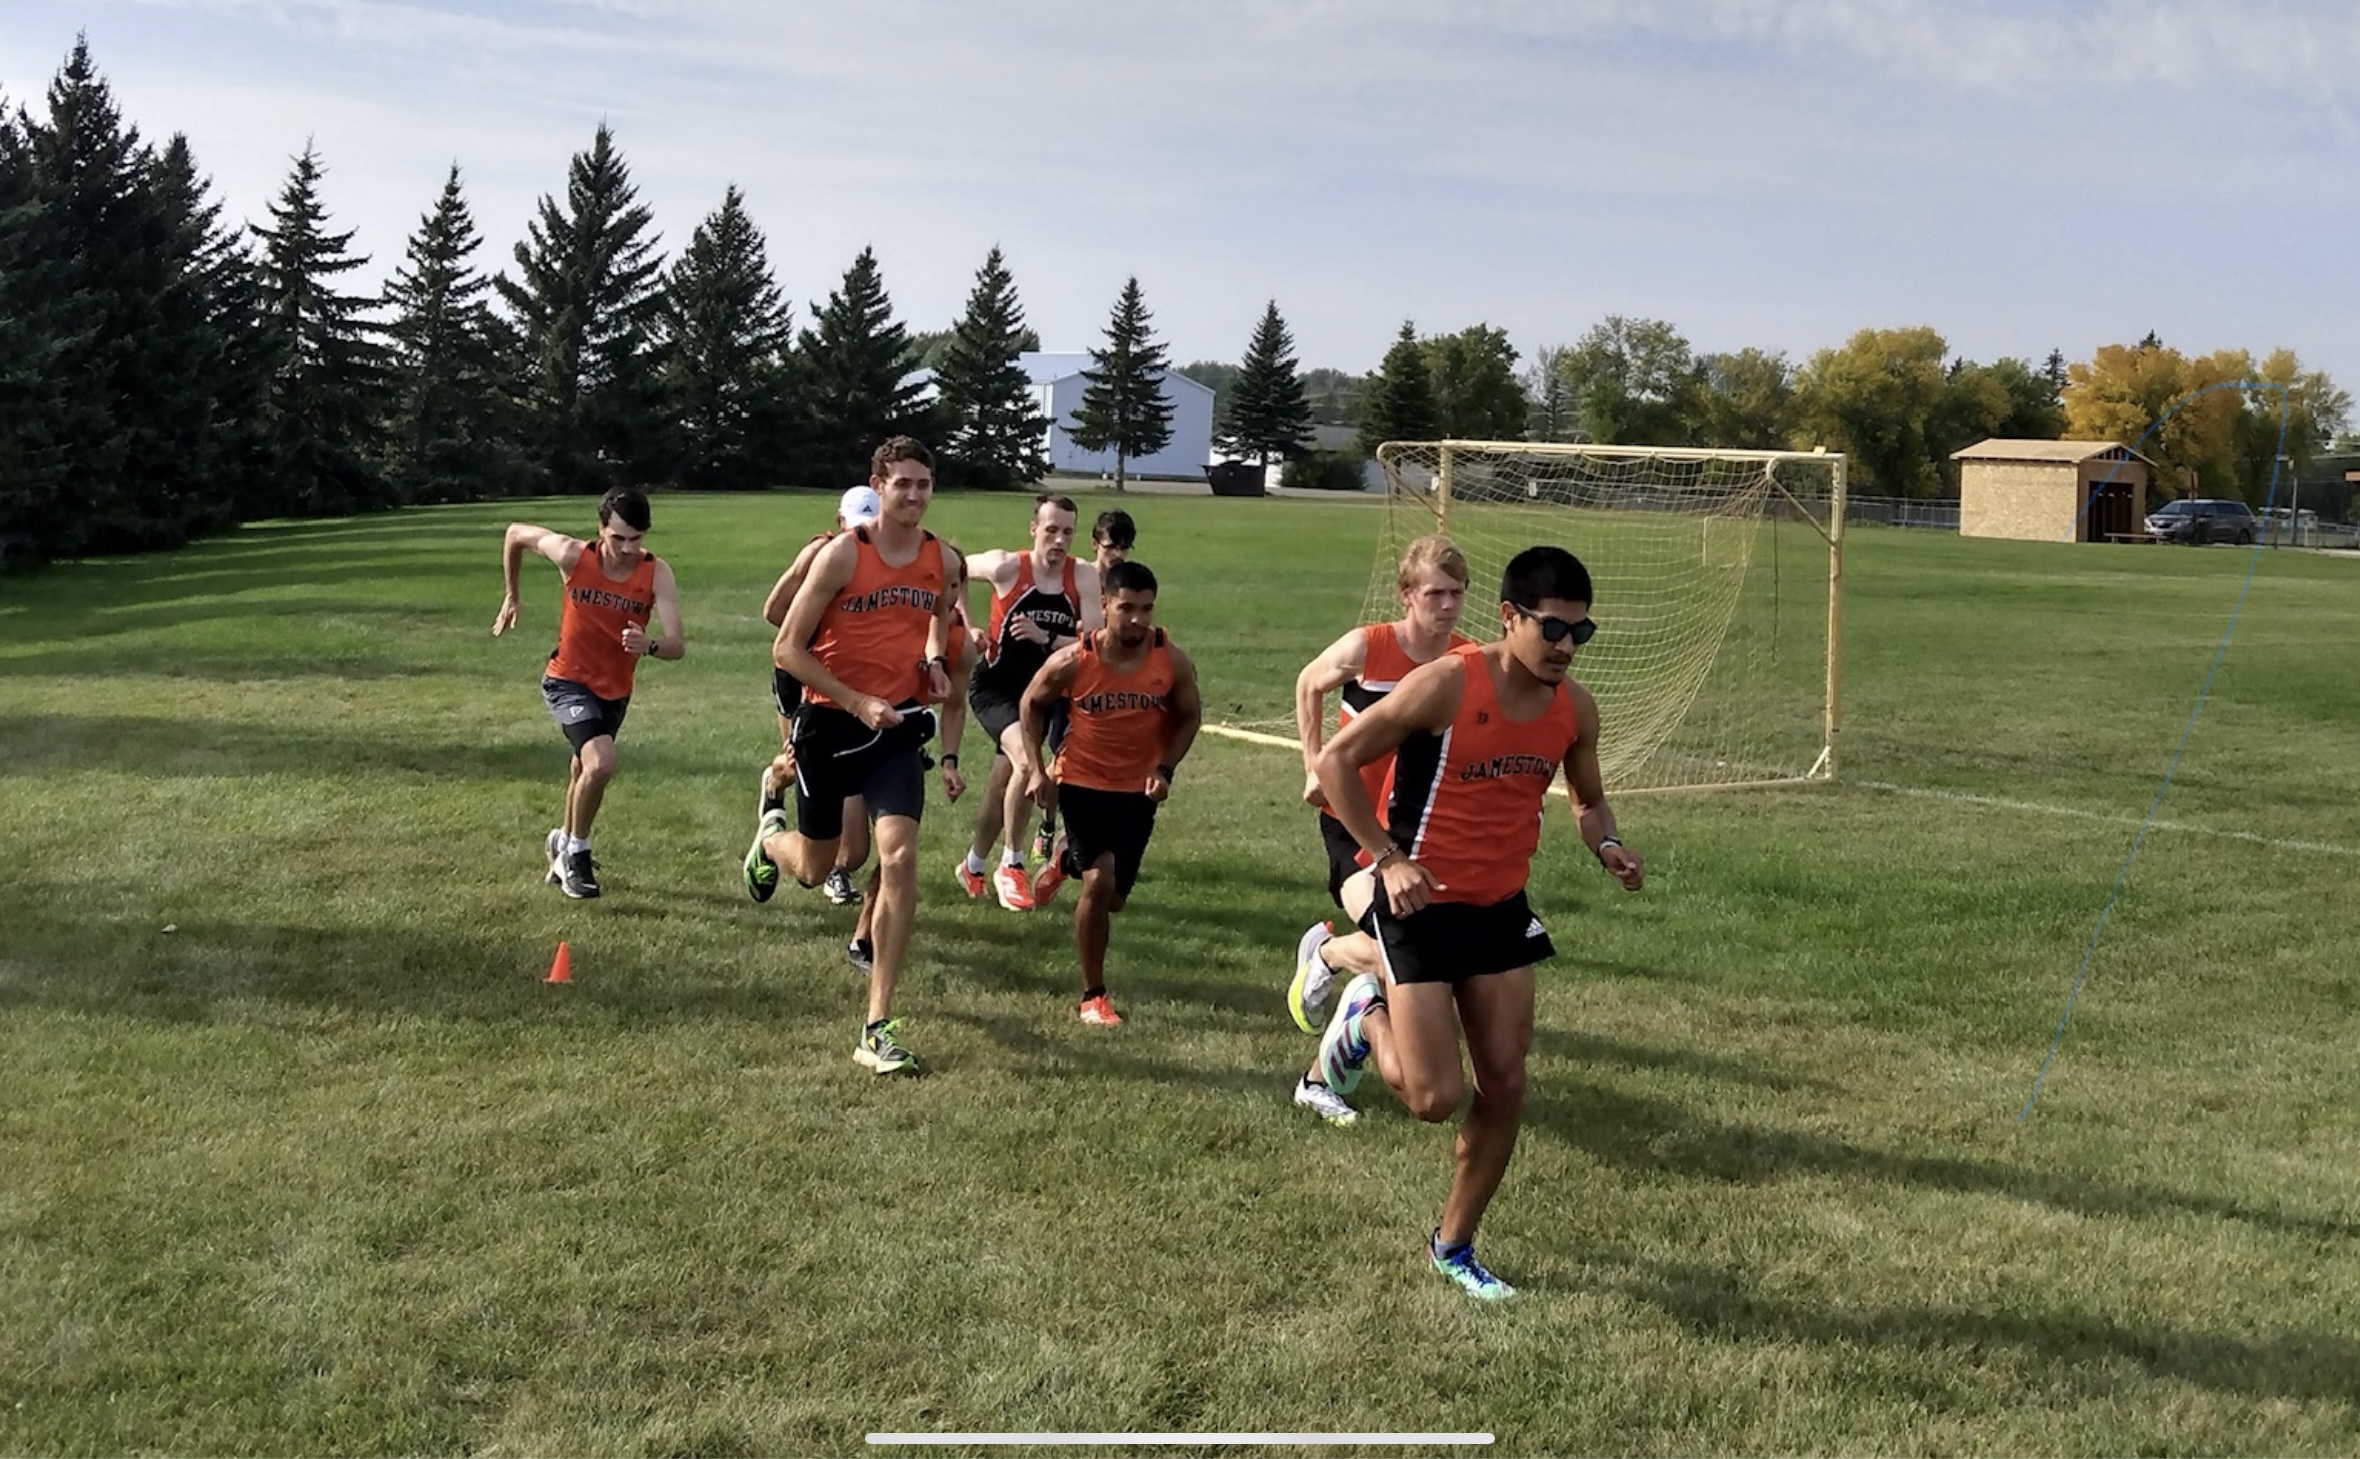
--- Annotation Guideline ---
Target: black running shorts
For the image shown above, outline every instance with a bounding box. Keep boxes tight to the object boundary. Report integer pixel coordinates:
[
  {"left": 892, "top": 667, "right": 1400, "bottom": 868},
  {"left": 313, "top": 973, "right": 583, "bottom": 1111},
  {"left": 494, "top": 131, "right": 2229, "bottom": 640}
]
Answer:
[
  {"left": 771, "top": 666, "right": 803, "bottom": 721},
  {"left": 791, "top": 701, "right": 933, "bottom": 841},
  {"left": 1318, "top": 812, "right": 1369, "bottom": 907},
  {"left": 1358, "top": 888, "right": 1555, "bottom": 986},
  {"left": 542, "top": 674, "right": 629, "bottom": 752},
  {"left": 1055, "top": 782, "right": 1159, "bottom": 898},
  {"left": 968, "top": 679, "right": 1023, "bottom": 750}
]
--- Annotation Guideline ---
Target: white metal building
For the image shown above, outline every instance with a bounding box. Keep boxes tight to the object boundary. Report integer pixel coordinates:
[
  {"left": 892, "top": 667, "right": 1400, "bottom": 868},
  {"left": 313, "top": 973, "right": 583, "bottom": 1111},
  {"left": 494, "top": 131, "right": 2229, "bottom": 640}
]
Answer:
[{"left": 1020, "top": 352, "right": 1214, "bottom": 480}]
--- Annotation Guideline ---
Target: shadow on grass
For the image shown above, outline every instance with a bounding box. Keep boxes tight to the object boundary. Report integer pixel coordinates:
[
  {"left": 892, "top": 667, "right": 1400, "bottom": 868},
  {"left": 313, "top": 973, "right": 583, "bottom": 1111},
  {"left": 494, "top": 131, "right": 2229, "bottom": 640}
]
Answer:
[
  {"left": 1623, "top": 1256, "right": 2360, "bottom": 1405},
  {"left": 1533, "top": 1025, "right": 1839, "bottom": 1093},
  {"left": 0, "top": 712, "right": 676, "bottom": 783},
  {"left": 1527, "top": 1078, "right": 2357, "bottom": 1243},
  {"left": 939, "top": 1010, "right": 1280, "bottom": 1098}
]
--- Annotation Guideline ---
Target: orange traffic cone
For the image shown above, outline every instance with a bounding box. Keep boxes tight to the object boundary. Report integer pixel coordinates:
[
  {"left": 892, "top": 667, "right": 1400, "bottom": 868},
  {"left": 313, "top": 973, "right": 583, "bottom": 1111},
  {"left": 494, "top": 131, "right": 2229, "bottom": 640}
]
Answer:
[{"left": 545, "top": 940, "right": 572, "bottom": 984}]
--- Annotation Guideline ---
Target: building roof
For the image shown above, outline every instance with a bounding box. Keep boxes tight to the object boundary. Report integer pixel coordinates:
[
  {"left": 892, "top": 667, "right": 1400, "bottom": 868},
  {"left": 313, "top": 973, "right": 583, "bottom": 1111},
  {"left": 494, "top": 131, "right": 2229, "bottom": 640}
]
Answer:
[
  {"left": 1950, "top": 438, "right": 2157, "bottom": 467},
  {"left": 1018, "top": 352, "right": 1213, "bottom": 396}
]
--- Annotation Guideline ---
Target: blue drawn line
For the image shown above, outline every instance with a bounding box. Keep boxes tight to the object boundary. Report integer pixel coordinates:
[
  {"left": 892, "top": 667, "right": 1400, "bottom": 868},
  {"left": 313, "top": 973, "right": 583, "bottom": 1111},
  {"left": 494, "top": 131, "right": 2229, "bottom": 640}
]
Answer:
[{"left": 2019, "top": 382, "right": 2290, "bottom": 1120}]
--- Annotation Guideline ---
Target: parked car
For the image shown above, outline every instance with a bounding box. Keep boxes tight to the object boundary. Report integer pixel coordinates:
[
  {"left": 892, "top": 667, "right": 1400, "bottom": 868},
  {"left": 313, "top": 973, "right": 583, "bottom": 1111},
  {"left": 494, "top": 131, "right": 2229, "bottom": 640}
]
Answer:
[{"left": 2144, "top": 498, "right": 2257, "bottom": 544}]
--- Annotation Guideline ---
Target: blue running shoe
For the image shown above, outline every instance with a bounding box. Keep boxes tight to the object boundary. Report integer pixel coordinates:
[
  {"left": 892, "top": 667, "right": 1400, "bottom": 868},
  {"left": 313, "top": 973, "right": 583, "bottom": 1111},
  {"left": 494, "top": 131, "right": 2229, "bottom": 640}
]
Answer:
[
  {"left": 1317, "top": 972, "right": 1382, "bottom": 1094},
  {"left": 1430, "top": 1231, "right": 1515, "bottom": 1300}
]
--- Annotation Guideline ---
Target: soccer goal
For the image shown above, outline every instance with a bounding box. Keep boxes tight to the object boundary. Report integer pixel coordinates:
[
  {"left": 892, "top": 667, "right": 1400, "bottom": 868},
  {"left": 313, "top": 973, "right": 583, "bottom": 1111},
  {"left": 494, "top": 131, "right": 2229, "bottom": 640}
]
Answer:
[{"left": 1368, "top": 440, "right": 1846, "bottom": 795}]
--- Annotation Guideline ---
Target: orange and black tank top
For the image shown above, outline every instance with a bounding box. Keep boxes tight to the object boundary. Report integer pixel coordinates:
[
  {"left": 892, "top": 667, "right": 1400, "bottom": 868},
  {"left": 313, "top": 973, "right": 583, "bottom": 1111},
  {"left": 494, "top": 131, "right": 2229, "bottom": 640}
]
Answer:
[
  {"left": 977, "top": 555, "right": 1082, "bottom": 696},
  {"left": 547, "top": 548, "right": 659, "bottom": 701},
  {"left": 805, "top": 527, "right": 944, "bottom": 708},
  {"left": 1325, "top": 621, "right": 1476, "bottom": 826},
  {"left": 1386, "top": 643, "right": 1580, "bottom": 907},
  {"left": 1055, "top": 628, "right": 1178, "bottom": 793}
]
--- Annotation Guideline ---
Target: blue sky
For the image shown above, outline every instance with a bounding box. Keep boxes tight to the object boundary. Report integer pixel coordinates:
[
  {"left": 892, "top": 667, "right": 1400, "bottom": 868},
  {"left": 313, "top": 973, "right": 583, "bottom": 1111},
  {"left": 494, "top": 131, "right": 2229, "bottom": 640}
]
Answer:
[{"left": 5, "top": 0, "right": 2356, "bottom": 393}]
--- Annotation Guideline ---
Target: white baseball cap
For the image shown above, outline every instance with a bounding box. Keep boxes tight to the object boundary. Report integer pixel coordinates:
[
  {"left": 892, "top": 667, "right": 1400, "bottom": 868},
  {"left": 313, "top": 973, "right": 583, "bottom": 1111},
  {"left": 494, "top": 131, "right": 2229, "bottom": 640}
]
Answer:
[{"left": 837, "top": 485, "right": 882, "bottom": 526}]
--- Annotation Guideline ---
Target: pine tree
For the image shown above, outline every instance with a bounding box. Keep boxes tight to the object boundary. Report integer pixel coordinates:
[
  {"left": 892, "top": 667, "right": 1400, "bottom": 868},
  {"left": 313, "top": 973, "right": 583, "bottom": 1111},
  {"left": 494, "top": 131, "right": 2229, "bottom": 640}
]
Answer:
[
  {"left": 251, "top": 141, "right": 388, "bottom": 516},
  {"left": 655, "top": 185, "right": 792, "bottom": 490},
  {"left": 797, "top": 245, "right": 927, "bottom": 484},
  {"left": 1216, "top": 299, "right": 1313, "bottom": 468},
  {"left": 935, "top": 245, "right": 1049, "bottom": 491},
  {"left": 495, "top": 123, "right": 666, "bottom": 492},
  {"left": 383, "top": 164, "right": 506, "bottom": 502},
  {"left": 1357, "top": 321, "right": 1439, "bottom": 457},
  {"left": 147, "top": 133, "right": 258, "bottom": 539},
  {"left": 14, "top": 38, "right": 163, "bottom": 556},
  {"left": 0, "top": 88, "right": 67, "bottom": 566},
  {"left": 1070, "top": 276, "right": 1174, "bottom": 493}
]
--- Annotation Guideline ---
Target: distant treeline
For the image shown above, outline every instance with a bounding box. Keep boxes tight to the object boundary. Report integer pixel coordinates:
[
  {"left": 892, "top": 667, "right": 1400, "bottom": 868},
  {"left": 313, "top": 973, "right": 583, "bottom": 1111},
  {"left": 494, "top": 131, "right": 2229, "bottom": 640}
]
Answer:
[{"left": 3, "top": 38, "right": 2348, "bottom": 569}]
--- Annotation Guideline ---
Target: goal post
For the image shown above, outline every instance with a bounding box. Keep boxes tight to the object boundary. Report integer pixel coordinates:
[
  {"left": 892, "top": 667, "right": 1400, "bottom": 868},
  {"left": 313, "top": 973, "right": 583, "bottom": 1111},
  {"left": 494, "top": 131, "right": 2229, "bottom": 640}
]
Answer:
[{"left": 1370, "top": 439, "right": 1846, "bottom": 795}]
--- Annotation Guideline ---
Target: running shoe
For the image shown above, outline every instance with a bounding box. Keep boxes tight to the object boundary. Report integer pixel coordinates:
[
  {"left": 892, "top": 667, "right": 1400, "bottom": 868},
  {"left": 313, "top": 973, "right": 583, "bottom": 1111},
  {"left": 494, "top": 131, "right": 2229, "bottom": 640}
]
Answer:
[
  {"left": 953, "top": 859, "right": 989, "bottom": 899},
  {"left": 992, "top": 862, "right": 1035, "bottom": 912},
  {"left": 744, "top": 809, "right": 784, "bottom": 904},
  {"left": 1430, "top": 1232, "right": 1516, "bottom": 1301},
  {"left": 1288, "top": 921, "right": 1337, "bottom": 1034},
  {"left": 846, "top": 937, "right": 874, "bottom": 974},
  {"left": 1031, "top": 822, "right": 1056, "bottom": 861},
  {"left": 1030, "top": 852, "right": 1068, "bottom": 907},
  {"left": 559, "top": 846, "right": 601, "bottom": 900},
  {"left": 854, "top": 1019, "right": 915, "bottom": 1074},
  {"left": 1292, "top": 1076, "right": 1358, "bottom": 1126},
  {"left": 1316, "top": 972, "right": 1382, "bottom": 1094},
  {"left": 1078, "top": 993, "right": 1123, "bottom": 1027},
  {"left": 543, "top": 827, "right": 564, "bottom": 886},
  {"left": 823, "top": 868, "right": 862, "bottom": 906}
]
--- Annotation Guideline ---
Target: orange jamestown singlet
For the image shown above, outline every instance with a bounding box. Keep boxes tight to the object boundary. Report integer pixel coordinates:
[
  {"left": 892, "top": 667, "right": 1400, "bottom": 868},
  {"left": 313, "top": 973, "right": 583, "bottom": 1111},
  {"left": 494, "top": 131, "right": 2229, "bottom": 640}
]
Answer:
[
  {"left": 1324, "top": 621, "right": 1476, "bottom": 828},
  {"left": 1384, "top": 642, "right": 1581, "bottom": 907},
  {"left": 547, "top": 548, "right": 658, "bottom": 701},
  {"left": 1054, "top": 629, "right": 1179, "bottom": 793},
  {"left": 804, "top": 527, "right": 945, "bottom": 708}
]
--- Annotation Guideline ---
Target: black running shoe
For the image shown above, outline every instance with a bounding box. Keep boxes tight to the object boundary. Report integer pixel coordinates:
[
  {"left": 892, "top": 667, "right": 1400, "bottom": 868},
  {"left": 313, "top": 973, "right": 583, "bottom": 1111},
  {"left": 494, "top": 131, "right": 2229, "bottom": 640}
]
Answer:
[{"left": 560, "top": 847, "right": 601, "bottom": 899}]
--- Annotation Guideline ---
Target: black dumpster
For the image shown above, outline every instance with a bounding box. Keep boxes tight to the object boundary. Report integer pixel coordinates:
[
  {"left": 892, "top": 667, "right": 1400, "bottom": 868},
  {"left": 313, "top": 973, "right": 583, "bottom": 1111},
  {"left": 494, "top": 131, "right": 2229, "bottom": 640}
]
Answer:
[{"left": 1206, "top": 461, "right": 1266, "bottom": 497}]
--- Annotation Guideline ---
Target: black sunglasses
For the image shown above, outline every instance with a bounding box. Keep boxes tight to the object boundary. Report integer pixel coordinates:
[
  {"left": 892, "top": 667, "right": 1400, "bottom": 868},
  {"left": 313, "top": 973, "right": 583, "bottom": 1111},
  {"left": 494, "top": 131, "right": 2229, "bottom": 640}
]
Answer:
[{"left": 1512, "top": 604, "right": 1596, "bottom": 646}]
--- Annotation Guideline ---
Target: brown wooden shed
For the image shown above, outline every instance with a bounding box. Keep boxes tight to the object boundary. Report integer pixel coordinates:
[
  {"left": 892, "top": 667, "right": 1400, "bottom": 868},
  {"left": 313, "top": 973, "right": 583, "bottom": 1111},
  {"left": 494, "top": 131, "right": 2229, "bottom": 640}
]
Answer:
[{"left": 1953, "top": 439, "right": 2157, "bottom": 543}]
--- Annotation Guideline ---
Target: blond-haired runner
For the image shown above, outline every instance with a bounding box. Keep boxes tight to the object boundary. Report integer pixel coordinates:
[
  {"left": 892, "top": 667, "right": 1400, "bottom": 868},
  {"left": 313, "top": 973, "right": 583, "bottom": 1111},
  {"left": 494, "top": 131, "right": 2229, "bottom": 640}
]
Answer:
[
  {"left": 742, "top": 437, "right": 961, "bottom": 1075},
  {"left": 1312, "top": 546, "right": 1644, "bottom": 1299},
  {"left": 494, "top": 487, "right": 685, "bottom": 900},
  {"left": 1285, "top": 534, "right": 1472, "bottom": 1124}
]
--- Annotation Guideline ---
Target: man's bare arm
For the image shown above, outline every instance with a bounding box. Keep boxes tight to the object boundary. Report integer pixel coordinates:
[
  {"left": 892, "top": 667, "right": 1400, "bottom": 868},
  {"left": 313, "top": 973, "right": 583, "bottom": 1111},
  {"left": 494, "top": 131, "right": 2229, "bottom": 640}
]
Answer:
[
  {"left": 1293, "top": 625, "right": 1369, "bottom": 792},
  {"left": 761, "top": 536, "right": 831, "bottom": 627},
  {"left": 493, "top": 524, "right": 582, "bottom": 635},
  {"left": 1563, "top": 682, "right": 1642, "bottom": 890},
  {"left": 1148, "top": 645, "right": 1204, "bottom": 802}
]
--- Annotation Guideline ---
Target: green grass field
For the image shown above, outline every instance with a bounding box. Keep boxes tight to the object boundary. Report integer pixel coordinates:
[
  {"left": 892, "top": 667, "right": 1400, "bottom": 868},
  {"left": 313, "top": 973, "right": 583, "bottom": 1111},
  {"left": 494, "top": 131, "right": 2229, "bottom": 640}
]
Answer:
[{"left": 3, "top": 491, "right": 2357, "bottom": 1456}]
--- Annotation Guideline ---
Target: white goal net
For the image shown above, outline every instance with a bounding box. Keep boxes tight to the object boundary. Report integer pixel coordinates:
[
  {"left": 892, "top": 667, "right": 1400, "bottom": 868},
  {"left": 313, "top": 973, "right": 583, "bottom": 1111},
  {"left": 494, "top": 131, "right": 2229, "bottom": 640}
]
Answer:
[{"left": 1368, "top": 440, "right": 1845, "bottom": 794}]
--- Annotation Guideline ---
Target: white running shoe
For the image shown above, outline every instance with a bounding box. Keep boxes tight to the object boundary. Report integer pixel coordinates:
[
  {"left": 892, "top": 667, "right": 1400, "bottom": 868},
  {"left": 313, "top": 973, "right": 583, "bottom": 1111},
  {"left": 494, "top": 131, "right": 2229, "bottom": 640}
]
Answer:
[
  {"left": 1292, "top": 1076, "right": 1358, "bottom": 1125},
  {"left": 1288, "top": 921, "right": 1336, "bottom": 1034},
  {"left": 543, "top": 827, "right": 564, "bottom": 885}
]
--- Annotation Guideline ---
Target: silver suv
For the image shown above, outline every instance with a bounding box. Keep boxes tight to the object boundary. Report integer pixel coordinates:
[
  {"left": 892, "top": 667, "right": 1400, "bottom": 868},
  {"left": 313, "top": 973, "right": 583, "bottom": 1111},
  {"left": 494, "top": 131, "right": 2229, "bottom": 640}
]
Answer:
[{"left": 2144, "top": 498, "right": 2257, "bottom": 545}]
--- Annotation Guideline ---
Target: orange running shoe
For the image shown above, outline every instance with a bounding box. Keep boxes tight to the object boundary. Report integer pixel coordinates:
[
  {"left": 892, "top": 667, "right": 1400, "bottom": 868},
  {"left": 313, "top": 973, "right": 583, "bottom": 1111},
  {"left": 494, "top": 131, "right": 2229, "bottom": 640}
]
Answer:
[
  {"left": 992, "top": 862, "right": 1035, "bottom": 912},
  {"left": 952, "top": 859, "right": 989, "bottom": 899},
  {"left": 1078, "top": 993, "right": 1123, "bottom": 1026},
  {"left": 1031, "top": 851, "right": 1068, "bottom": 906}
]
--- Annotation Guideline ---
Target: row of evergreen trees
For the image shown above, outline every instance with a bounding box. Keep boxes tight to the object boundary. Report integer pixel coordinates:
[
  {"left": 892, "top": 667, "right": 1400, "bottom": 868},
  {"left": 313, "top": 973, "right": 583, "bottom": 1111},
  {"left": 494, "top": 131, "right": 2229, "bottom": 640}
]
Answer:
[{"left": 5, "top": 40, "right": 1204, "bottom": 568}]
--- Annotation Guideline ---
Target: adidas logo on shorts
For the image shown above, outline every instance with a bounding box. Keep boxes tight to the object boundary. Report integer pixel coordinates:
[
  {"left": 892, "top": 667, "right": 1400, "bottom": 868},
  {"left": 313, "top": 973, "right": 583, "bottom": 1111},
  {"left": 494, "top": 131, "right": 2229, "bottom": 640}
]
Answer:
[{"left": 1524, "top": 916, "right": 1546, "bottom": 939}]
